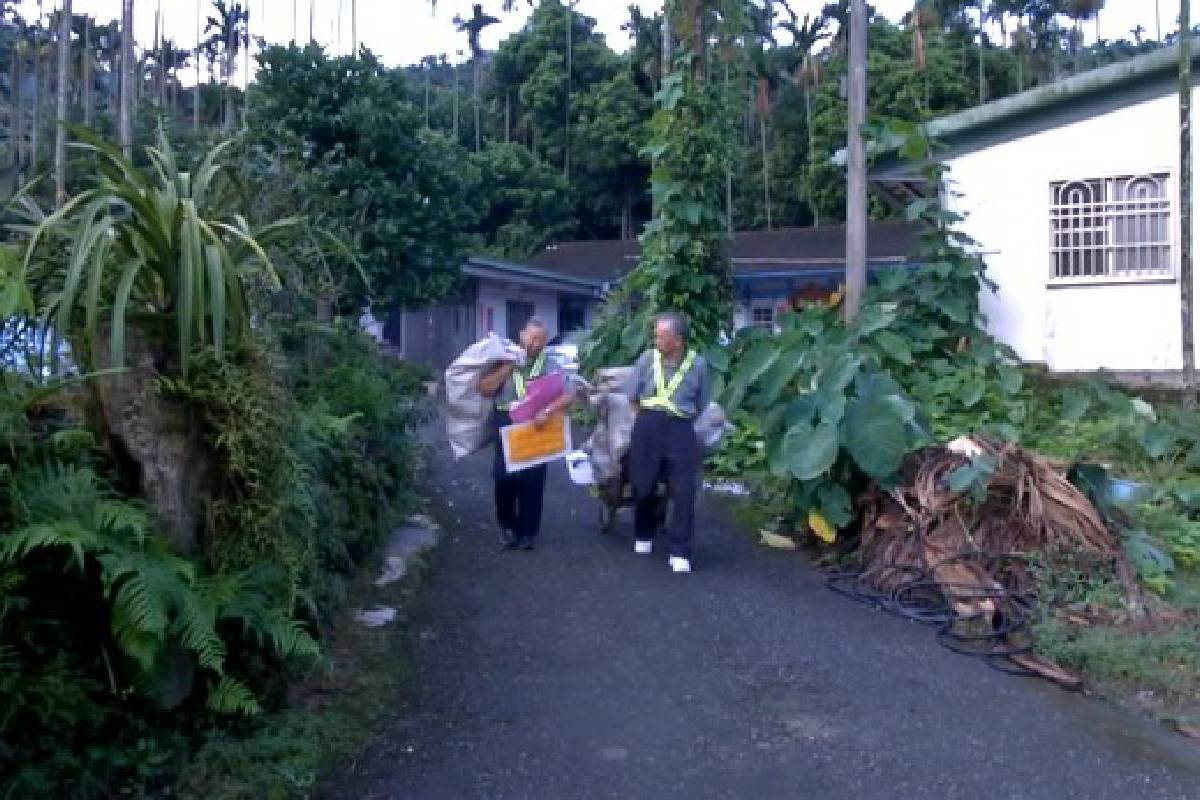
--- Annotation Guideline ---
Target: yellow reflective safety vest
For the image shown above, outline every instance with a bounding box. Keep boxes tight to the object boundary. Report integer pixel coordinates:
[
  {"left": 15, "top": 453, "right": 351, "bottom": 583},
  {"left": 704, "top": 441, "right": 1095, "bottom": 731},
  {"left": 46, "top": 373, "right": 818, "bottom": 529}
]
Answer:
[
  {"left": 497, "top": 350, "right": 546, "bottom": 412},
  {"left": 639, "top": 349, "right": 696, "bottom": 418}
]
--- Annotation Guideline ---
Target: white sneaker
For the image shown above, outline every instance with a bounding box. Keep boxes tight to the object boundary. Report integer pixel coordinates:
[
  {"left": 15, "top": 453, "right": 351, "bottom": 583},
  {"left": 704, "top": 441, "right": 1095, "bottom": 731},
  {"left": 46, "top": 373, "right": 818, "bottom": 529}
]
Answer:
[
  {"left": 669, "top": 556, "right": 692, "bottom": 574},
  {"left": 634, "top": 539, "right": 653, "bottom": 555}
]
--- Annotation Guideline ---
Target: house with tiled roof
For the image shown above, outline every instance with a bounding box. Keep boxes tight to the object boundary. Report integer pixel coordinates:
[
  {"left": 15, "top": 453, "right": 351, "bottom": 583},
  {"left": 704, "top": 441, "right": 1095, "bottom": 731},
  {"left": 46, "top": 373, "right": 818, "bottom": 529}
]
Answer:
[{"left": 381, "top": 222, "right": 921, "bottom": 371}]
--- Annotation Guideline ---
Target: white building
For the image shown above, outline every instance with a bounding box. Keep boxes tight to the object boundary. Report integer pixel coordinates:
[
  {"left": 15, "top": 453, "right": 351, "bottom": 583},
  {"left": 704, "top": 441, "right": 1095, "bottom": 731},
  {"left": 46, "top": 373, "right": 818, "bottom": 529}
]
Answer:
[{"left": 871, "top": 43, "right": 1199, "bottom": 384}]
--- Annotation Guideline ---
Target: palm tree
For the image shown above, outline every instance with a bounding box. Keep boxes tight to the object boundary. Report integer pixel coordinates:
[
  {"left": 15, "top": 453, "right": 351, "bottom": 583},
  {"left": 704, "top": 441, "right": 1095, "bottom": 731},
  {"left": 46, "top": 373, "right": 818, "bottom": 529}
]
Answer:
[
  {"left": 194, "top": 0, "right": 201, "bottom": 129},
  {"left": 780, "top": 7, "right": 830, "bottom": 225},
  {"left": 162, "top": 41, "right": 189, "bottom": 119},
  {"left": 1063, "top": 0, "right": 1104, "bottom": 71},
  {"left": 12, "top": 27, "right": 25, "bottom": 167},
  {"left": 453, "top": 4, "right": 500, "bottom": 153},
  {"left": 0, "top": 1, "right": 20, "bottom": 166},
  {"left": 622, "top": 5, "right": 663, "bottom": 90},
  {"left": 54, "top": 0, "right": 71, "bottom": 207},
  {"left": 31, "top": 1, "right": 43, "bottom": 167},
  {"left": 204, "top": 1, "right": 248, "bottom": 132},
  {"left": 80, "top": 13, "right": 92, "bottom": 128}
]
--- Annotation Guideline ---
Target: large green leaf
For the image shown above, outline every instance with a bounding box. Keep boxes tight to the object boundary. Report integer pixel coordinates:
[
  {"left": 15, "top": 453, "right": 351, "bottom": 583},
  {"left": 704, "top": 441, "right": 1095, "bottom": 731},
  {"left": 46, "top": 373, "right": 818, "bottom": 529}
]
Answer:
[
  {"left": 738, "top": 339, "right": 782, "bottom": 385},
  {"left": 959, "top": 379, "right": 985, "bottom": 408},
  {"left": 852, "top": 304, "right": 896, "bottom": 336},
  {"left": 997, "top": 364, "right": 1023, "bottom": 395},
  {"left": 754, "top": 341, "right": 808, "bottom": 409},
  {"left": 1141, "top": 424, "right": 1178, "bottom": 460},
  {"left": 872, "top": 330, "right": 913, "bottom": 365},
  {"left": 815, "top": 482, "right": 853, "bottom": 527},
  {"left": 784, "top": 422, "right": 840, "bottom": 481},
  {"left": 819, "top": 352, "right": 862, "bottom": 395},
  {"left": 1061, "top": 387, "right": 1091, "bottom": 423},
  {"left": 842, "top": 397, "right": 909, "bottom": 479},
  {"left": 785, "top": 395, "right": 819, "bottom": 429},
  {"left": 704, "top": 345, "right": 730, "bottom": 374}
]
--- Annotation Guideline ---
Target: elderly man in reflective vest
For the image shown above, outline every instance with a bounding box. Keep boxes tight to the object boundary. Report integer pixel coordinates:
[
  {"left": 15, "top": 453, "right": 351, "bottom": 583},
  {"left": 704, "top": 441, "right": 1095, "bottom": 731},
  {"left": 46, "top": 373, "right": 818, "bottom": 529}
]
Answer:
[
  {"left": 626, "top": 311, "right": 711, "bottom": 574},
  {"left": 479, "top": 318, "right": 574, "bottom": 551}
]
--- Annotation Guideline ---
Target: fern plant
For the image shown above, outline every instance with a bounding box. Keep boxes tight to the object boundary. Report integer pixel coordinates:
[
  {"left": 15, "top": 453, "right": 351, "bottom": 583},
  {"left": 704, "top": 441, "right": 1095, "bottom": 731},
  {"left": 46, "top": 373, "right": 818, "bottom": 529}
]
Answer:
[
  {"left": 1, "top": 461, "right": 319, "bottom": 715},
  {"left": 16, "top": 126, "right": 298, "bottom": 375}
]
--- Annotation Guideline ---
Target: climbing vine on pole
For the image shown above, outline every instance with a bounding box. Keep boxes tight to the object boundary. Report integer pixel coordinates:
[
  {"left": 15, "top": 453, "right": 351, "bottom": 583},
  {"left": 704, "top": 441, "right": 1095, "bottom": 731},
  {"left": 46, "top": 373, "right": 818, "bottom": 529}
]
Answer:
[{"left": 583, "top": 0, "right": 749, "bottom": 371}]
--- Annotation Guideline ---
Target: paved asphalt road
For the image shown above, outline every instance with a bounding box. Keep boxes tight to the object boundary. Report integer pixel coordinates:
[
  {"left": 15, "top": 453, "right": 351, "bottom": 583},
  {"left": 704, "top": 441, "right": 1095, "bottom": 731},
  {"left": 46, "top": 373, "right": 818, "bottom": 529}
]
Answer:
[{"left": 322, "top": 423, "right": 1200, "bottom": 800}]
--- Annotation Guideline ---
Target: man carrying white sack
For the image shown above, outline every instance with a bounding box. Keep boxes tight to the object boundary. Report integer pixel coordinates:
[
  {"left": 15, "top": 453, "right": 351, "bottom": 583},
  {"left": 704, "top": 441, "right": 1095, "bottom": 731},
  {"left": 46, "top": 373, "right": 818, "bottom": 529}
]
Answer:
[
  {"left": 478, "top": 318, "right": 575, "bottom": 551},
  {"left": 625, "top": 311, "right": 711, "bottom": 574}
]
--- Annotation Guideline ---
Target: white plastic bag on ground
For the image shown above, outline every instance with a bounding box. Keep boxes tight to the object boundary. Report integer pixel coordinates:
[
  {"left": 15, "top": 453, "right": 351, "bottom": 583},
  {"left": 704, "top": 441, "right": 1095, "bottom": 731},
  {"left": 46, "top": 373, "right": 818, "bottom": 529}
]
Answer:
[{"left": 444, "top": 334, "right": 525, "bottom": 460}]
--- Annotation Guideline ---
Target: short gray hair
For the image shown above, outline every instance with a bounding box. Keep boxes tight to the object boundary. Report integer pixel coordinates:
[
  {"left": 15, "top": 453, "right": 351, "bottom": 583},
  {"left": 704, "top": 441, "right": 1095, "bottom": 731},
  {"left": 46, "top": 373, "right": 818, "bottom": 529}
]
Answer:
[
  {"left": 523, "top": 317, "right": 548, "bottom": 333},
  {"left": 655, "top": 311, "right": 689, "bottom": 340}
]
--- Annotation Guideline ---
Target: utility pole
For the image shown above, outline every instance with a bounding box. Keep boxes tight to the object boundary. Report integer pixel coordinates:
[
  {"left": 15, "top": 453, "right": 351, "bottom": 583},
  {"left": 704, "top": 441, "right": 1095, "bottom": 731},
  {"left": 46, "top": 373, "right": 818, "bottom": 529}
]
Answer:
[
  {"left": 844, "top": 0, "right": 867, "bottom": 322},
  {"left": 1182, "top": 0, "right": 1196, "bottom": 403},
  {"left": 352, "top": 0, "right": 357, "bottom": 55}
]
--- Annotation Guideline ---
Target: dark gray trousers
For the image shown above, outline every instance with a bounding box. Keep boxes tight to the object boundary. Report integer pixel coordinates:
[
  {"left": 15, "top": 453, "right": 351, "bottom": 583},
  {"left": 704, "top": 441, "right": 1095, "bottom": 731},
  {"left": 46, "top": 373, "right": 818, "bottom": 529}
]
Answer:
[
  {"left": 492, "top": 410, "right": 547, "bottom": 542},
  {"left": 628, "top": 409, "right": 698, "bottom": 559}
]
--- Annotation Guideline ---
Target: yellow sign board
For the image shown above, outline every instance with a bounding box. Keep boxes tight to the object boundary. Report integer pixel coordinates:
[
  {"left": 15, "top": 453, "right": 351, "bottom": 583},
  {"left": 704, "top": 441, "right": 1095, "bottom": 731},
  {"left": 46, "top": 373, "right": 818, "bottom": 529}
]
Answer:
[{"left": 500, "top": 414, "right": 572, "bottom": 473}]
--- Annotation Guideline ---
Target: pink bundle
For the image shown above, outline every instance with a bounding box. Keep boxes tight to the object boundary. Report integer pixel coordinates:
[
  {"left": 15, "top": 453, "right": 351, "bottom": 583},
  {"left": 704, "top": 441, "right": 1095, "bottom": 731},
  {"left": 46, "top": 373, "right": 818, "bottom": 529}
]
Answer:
[{"left": 508, "top": 372, "right": 566, "bottom": 423}]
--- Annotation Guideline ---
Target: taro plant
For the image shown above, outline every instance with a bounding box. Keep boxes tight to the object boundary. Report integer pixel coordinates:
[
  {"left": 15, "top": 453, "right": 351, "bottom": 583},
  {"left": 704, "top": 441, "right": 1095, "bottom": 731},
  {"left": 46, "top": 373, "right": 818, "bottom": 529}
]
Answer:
[
  {"left": 16, "top": 126, "right": 297, "bottom": 375},
  {"left": 718, "top": 303, "right": 931, "bottom": 533},
  {"left": 715, "top": 120, "right": 1033, "bottom": 537}
]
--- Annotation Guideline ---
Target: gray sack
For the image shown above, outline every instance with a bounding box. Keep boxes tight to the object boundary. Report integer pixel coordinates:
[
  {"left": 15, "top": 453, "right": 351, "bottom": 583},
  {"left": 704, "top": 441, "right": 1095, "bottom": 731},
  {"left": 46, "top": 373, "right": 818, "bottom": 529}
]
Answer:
[{"left": 444, "top": 334, "right": 526, "bottom": 460}]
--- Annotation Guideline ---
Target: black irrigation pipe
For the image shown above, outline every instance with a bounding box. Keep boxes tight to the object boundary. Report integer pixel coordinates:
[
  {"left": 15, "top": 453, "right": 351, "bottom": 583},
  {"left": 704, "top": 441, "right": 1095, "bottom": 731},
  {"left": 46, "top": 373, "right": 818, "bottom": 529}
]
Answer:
[{"left": 826, "top": 551, "right": 1059, "bottom": 683}]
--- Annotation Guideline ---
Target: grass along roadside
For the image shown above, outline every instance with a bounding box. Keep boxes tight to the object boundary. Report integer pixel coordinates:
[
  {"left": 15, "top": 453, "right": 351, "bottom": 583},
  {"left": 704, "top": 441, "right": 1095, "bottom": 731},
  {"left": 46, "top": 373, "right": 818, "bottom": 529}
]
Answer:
[
  {"left": 171, "top": 509, "right": 442, "bottom": 799},
  {"left": 708, "top": 433, "right": 1200, "bottom": 743}
]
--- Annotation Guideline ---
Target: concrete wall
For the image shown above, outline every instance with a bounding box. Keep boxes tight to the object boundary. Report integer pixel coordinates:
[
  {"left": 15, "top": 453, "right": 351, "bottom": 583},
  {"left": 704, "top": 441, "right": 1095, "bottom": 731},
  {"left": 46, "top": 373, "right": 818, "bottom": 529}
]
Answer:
[
  {"left": 944, "top": 89, "right": 1198, "bottom": 372},
  {"left": 475, "top": 278, "right": 562, "bottom": 342}
]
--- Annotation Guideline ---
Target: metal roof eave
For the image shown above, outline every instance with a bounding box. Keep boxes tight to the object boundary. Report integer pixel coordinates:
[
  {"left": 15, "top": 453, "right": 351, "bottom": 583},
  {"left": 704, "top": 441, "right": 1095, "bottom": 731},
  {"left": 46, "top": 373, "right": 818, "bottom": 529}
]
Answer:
[
  {"left": 462, "top": 257, "right": 605, "bottom": 296},
  {"left": 832, "top": 37, "right": 1198, "bottom": 168}
]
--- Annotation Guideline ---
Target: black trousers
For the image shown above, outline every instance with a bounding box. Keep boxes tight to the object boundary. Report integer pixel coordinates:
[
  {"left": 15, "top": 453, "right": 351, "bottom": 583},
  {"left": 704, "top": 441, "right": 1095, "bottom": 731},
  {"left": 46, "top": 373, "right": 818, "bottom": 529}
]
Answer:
[
  {"left": 492, "top": 410, "right": 548, "bottom": 542},
  {"left": 628, "top": 409, "right": 698, "bottom": 559}
]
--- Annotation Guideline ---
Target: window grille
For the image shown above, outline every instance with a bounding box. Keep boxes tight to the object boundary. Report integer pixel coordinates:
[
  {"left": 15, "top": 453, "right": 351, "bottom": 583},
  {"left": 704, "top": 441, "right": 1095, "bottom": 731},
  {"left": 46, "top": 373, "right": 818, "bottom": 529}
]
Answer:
[
  {"left": 751, "top": 306, "right": 775, "bottom": 330},
  {"left": 1049, "top": 174, "right": 1172, "bottom": 282}
]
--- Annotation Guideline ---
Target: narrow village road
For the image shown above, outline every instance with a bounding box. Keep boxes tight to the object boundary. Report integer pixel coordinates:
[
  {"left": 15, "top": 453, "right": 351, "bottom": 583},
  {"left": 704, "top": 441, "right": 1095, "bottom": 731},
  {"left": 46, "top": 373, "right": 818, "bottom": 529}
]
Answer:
[{"left": 323, "top": 419, "right": 1200, "bottom": 800}]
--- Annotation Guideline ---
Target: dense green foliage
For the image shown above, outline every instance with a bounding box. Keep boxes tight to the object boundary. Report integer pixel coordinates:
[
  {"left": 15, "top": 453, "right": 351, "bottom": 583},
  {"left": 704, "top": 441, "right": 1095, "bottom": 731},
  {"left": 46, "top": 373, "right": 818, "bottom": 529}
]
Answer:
[
  {"left": 1, "top": 118, "right": 430, "bottom": 796},
  {"left": 250, "top": 45, "right": 476, "bottom": 311},
  {"left": 582, "top": 1, "right": 748, "bottom": 368},
  {"left": 406, "top": 0, "right": 1169, "bottom": 243}
]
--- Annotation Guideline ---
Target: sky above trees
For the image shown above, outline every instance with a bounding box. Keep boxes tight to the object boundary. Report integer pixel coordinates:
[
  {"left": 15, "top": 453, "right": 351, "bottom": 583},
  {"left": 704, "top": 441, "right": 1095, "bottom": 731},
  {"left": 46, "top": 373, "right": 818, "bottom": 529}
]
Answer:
[{"left": 7, "top": 0, "right": 1185, "bottom": 84}]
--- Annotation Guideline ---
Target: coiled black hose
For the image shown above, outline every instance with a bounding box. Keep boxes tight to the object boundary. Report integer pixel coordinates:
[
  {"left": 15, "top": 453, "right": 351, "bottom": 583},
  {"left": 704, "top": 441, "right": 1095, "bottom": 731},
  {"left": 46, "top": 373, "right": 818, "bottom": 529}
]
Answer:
[{"left": 826, "top": 551, "right": 1054, "bottom": 681}]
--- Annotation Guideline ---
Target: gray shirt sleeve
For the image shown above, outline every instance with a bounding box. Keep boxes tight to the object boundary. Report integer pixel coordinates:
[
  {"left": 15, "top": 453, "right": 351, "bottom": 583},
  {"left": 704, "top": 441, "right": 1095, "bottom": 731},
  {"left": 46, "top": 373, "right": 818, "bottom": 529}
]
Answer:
[
  {"left": 626, "top": 351, "right": 651, "bottom": 400},
  {"left": 694, "top": 356, "right": 712, "bottom": 414}
]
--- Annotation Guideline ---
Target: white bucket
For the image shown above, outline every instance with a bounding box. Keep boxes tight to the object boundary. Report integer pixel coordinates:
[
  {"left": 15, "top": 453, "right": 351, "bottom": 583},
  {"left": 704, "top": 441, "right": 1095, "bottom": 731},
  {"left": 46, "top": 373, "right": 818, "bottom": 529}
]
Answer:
[{"left": 566, "top": 450, "right": 596, "bottom": 486}]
